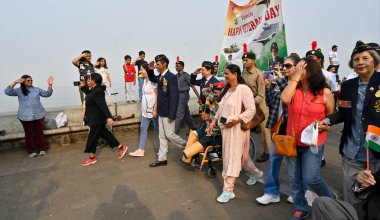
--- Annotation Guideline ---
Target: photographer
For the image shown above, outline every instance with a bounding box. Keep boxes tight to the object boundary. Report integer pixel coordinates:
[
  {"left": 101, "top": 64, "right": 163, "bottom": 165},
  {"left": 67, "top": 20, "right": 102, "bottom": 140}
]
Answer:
[{"left": 72, "top": 50, "right": 96, "bottom": 104}]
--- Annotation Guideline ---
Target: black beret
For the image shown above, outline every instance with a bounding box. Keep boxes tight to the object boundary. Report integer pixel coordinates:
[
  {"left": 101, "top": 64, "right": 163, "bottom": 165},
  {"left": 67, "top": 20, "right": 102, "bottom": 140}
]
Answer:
[
  {"left": 242, "top": 52, "right": 256, "bottom": 60},
  {"left": 351, "top": 41, "right": 375, "bottom": 57},
  {"left": 175, "top": 61, "right": 184, "bottom": 66},
  {"left": 271, "top": 42, "right": 279, "bottom": 51},
  {"left": 202, "top": 61, "right": 213, "bottom": 68},
  {"left": 306, "top": 50, "right": 324, "bottom": 59}
]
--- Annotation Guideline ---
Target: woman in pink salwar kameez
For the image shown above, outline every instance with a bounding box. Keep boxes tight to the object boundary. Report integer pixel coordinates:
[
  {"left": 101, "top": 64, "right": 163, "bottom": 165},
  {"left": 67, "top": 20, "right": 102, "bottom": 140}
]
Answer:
[{"left": 208, "top": 64, "right": 263, "bottom": 203}]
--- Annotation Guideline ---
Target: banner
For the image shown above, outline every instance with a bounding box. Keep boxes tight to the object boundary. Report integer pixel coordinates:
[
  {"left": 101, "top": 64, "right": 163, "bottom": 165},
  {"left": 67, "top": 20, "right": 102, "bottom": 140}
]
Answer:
[{"left": 218, "top": 0, "right": 287, "bottom": 76}]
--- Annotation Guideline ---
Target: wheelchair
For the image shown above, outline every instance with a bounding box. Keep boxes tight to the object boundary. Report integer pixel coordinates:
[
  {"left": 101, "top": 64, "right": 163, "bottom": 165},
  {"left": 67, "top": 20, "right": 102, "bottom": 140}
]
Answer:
[{"left": 198, "top": 136, "right": 256, "bottom": 178}]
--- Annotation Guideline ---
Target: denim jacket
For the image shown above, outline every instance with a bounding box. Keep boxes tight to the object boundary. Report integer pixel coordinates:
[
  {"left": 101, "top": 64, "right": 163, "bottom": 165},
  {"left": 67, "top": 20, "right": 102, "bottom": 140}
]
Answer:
[{"left": 4, "top": 86, "right": 52, "bottom": 121}]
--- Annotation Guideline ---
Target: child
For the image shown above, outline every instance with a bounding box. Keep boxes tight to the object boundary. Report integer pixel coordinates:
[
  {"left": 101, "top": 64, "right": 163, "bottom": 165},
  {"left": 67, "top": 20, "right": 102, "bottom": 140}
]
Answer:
[{"left": 123, "top": 55, "right": 137, "bottom": 103}]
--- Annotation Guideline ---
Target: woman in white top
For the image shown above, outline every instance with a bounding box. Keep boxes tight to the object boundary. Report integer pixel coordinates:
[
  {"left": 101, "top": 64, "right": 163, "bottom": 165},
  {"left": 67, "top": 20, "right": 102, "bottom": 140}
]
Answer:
[
  {"left": 129, "top": 63, "right": 159, "bottom": 157},
  {"left": 95, "top": 57, "right": 112, "bottom": 104}
]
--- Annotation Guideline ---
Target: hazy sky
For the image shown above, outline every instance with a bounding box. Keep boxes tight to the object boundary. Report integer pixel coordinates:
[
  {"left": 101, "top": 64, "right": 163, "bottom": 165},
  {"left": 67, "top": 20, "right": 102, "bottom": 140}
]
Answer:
[{"left": 1, "top": 0, "right": 379, "bottom": 113}]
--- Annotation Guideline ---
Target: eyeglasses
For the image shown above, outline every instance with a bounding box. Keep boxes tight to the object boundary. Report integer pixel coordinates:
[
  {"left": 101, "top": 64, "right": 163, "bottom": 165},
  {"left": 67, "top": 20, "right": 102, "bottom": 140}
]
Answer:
[
  {"left": 26, "top": 80, "right": 33, "bottom": 82},
  {"left": 283, "top": 63, "right": 294, "bottom": 69}
]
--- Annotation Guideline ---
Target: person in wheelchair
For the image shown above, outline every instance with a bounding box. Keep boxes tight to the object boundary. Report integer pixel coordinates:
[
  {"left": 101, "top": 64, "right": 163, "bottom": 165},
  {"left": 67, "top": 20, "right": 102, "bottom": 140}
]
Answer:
[{"left": 181, "top": 82, "right": 226, "bottom": 167}]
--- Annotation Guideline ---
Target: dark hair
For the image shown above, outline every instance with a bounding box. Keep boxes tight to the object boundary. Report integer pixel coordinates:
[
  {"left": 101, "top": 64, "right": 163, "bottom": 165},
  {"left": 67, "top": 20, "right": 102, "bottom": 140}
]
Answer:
[
  {"left": 219, "top": 64, "right": 246, "bottom": 99},
  {"left": 332, "top": 45, "right": 337, "bottom": 50},
  {"left": 20, "top": 74, "right": 32, "bottom": 96},
  {"left": 95, "top": 57, "right": 107, "bottom": 69},
  {"left": 326, "top": 65, "right": 336, "bottom": 72},
  {"left": 124, "top": 55, "right": 131, "bottom": 60},
  {"left": 302, "top": 57, "right": 327, "bottom": 95},
  {"left": 141, "top": 63, "right": 149, "bottom": 72},
  {"left": 90, "top": 73, "right": 106, "bottom": 90},
  {"left": 139, "top": 51, "right": 145, "bottom": 56},
  {"left": 285, "top": 55, "right": 301, "bottom": 65},
  {"left": 79, "top": 50, "right": 92, "bottom": 63}
]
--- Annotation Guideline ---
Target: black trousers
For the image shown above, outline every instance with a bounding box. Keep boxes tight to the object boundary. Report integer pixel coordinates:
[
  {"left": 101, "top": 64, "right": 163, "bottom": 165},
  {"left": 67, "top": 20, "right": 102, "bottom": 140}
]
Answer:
[{"left": 85, "top": 125, "right": 120, "bottom": 154}]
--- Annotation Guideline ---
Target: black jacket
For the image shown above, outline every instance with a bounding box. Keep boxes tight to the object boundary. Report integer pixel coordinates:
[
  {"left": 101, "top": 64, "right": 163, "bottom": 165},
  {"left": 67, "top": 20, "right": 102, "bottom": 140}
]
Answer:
[
  {"left": 147, "top": 69, "right": 179, "bottom": 119},
  {"left": 327, "top": 72, "right": 380, "bottom": 158},
  {"left": 81, "top": 85, "right": 112, "bottom": 126},
  {"left": 190, "top": 74, "right": 219, "bottom": 104}
]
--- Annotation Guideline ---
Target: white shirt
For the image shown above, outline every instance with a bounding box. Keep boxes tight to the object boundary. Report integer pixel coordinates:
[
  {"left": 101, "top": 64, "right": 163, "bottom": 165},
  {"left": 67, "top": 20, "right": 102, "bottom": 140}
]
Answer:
[
  {"left": 346, "top": 72, "right": 358, "bottom": 80},
  {"left": 141, "top": 79, "right": 157, "bottom": 118},
  {"left": 95, "top": 67, "right": 111, "bottom": 87},
  {"left": 328, "top": 51, "right": 340, "bottom": 65},
  {"left": 322, "top": 69, "right": 339, "bottom": 92}
]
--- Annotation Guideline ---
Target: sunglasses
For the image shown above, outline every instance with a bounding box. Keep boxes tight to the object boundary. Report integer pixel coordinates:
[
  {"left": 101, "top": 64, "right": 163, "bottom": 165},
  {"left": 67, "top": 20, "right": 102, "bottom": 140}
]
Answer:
[
  {"left": 26, "top": 80, "right": 33, "bottom": 82},
  {"left": 283, "top": 63, "right": 294, "bottom": 69}
]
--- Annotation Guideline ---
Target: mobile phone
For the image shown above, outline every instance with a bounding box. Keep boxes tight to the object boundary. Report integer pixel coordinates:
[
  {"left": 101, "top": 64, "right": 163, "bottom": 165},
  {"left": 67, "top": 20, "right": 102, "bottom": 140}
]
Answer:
[
  {"left": 220, "top": 117, "right": 227, "bottom": 124},
  {"left": 73, "top": 81, "right": 80, "bottom": 86},
  {"left": 263, "top": 71, "right": 274, "bottom": 80}
]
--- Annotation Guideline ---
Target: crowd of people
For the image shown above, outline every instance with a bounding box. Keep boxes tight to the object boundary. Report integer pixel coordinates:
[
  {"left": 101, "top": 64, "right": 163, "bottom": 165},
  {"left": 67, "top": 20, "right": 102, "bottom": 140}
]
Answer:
[{"left": 4, "top": 40, "right": 380, "bottom": 220}]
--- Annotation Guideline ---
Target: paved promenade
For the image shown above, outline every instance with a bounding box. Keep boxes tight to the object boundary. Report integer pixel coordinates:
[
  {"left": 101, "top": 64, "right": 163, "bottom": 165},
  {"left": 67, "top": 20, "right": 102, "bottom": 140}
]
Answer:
[{"left": 0, "top": 125, "right": 344, "bottom": 220}]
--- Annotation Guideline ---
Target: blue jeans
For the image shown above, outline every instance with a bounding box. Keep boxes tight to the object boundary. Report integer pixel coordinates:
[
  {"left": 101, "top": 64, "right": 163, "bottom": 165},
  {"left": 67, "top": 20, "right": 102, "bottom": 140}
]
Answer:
[
  {"left": 138, "top": 116, "right": 159, "bottom": 149},
  {"left": 264, "top": 141, "right": 295, "bottom": 197},
  {"left": 138, "top": 77, "right": 144, "bottom": 100},
  {"left": 288, "top": 145, "right": 334, "bottom": 212}
]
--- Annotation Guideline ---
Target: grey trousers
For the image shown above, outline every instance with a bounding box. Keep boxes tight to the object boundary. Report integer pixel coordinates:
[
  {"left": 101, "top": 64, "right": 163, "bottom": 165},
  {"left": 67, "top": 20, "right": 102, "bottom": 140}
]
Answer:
[
  {"left": 158, "top": 116, "right": 186, "bottom": 161},
  {"left": 175, "top": 93, "right": 195, "bottom": 134},
  {"left": 342, "top": 155, "right": 380, "bottom": 204},
  {"left": 312, "top": 197, "right": 358, "bottom": 220}
]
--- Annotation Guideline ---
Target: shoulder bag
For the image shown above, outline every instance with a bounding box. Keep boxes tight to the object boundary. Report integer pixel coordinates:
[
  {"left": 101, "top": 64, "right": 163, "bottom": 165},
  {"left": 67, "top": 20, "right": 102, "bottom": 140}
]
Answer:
[{"left": 272, "top": 101, "right": 297, "bottom": 157}]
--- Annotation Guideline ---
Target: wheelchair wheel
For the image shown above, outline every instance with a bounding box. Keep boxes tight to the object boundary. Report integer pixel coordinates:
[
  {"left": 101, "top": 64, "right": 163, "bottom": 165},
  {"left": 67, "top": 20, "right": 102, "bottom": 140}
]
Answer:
[
  {"left": 208, "top": 167, "right": 217, "bottom": 178},
  {"left": 250, "top": 136, "right": 256, "bottom": 161}
]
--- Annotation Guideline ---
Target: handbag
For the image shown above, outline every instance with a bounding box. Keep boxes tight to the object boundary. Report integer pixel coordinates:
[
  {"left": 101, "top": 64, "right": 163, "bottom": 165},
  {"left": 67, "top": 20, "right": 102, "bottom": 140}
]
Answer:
[
  {"left": 241, "top": 103, "right": 265, "bottom": 131},
  {"left": 272, "top": 102, "right": 297, "bottom": 157}
]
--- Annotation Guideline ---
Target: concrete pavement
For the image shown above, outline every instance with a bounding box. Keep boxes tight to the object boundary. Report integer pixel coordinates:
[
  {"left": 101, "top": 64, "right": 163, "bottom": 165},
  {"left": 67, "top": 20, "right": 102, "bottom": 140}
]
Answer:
[{"left": 0, "top": 125, "right": 344, "bottom": 220}]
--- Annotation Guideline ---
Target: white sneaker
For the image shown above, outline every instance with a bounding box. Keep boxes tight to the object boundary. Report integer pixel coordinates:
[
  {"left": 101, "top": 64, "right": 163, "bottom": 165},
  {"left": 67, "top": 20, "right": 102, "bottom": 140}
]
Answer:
[
  {"left": 29, "top": 153, "right": 38, "bottom": 158},
  {"left": 39, "top": 151, "right": 46, "bottom": 156},
  {"left": 246, "top": 170, "right": 263, "bottom": 185},
  {"left": 286, "top": 196, "right": 294, "bottom": 204},
  {"left": 216, "top": 190, "right": 235, "bottom": 203},
  {"left": 256, "top": 194, "right": 280, "bottom": 205}
]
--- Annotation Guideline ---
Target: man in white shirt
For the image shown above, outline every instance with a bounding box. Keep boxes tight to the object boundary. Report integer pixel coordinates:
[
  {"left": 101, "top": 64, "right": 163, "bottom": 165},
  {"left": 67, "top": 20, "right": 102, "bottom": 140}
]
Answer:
[{"left": 329, "top": 45, "right": 340, "bottom": 73}]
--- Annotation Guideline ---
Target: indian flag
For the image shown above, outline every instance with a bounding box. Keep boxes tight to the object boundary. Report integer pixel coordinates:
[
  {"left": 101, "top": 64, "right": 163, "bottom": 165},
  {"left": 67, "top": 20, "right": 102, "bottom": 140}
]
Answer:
[{"left": 365, "top": 125, "right": 380, "bottom": 152}]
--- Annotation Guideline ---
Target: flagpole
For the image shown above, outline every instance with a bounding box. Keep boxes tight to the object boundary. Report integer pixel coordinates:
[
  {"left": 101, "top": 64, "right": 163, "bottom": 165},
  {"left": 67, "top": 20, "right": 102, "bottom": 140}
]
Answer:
[{"left": 366, "top": 141, "right": 370, "bottom": 171}]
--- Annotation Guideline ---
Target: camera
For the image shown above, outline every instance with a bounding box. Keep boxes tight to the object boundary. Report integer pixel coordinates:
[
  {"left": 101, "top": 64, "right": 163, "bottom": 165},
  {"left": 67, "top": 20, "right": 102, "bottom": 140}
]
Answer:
[
  {"left": 73, "top": 81, "right": 80, "bottom": 86},
  {"left": 220, "top": 117, "right": 227, "bottom": 124}
]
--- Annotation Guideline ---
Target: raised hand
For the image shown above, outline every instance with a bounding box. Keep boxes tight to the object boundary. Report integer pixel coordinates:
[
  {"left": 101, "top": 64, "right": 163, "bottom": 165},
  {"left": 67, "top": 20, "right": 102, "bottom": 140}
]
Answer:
[
  {"left": 47, "top": 76, "right": 54, "bottom": 86},
  {"left": 148, "top": 61, "right": 155, "bottom": 70},
  {"left": 14, "top": 78, "right": 25, "bottom": 84}
]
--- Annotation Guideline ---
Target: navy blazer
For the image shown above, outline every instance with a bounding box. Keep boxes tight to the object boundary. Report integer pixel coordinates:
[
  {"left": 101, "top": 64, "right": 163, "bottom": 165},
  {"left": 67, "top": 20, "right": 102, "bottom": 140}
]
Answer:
[
  {"left": 81, "top": 85, "right": 112, "bottom": 126},
  {"left": 147, "top": 69, "right": 179, "bottom": 119},
  {"left": 190, "top": 74, "right": 220, "bottom": 103},
  {"left": 328, "top": 72, "right": 380, "bottom": 158}
]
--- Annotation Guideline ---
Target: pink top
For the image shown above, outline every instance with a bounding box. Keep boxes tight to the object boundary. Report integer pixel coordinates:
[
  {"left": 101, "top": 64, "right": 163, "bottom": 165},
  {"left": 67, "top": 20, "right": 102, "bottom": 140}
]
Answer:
[{"left": 287, "top": 87, "right": 327, "bottom": 147}]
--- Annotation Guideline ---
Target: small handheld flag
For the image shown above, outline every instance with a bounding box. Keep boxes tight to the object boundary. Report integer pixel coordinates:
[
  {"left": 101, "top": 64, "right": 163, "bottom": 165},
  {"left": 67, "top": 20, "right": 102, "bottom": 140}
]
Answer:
[{"left": 365, "top": 125, "right": 380, "bottom": 170}]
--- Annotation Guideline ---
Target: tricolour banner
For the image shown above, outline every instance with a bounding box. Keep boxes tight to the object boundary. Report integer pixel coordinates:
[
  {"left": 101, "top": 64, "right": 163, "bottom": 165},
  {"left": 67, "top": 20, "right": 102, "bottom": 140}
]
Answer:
[{"left": 218, "top": 0, "right": 287, "bottom": 76}]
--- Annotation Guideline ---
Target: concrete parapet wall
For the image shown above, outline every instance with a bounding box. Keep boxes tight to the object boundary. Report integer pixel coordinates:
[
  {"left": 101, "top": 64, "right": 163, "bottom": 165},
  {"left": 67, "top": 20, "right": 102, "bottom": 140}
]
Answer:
[{"left": 0, "top": 98, "right": 200, "bottom": 151}]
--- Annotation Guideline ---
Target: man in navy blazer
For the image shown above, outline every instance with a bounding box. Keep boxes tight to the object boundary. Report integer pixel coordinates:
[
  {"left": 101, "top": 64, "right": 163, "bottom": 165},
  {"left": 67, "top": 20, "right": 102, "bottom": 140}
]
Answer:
[
  {"left": 318, "top": 41, "right": 380, "bottom": 204},
  {"left": 190, "top": 61, "right": 220, "bottom": 104},
  {"left": 147, "top": 54, "right": 186, "bottom": 167}
]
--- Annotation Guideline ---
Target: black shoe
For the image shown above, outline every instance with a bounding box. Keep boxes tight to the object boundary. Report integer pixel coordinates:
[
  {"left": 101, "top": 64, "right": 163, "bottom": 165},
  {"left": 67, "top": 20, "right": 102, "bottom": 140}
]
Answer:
[
  {"left": 321, "top": 158, "right": 326, "bottom": 167},
  {"left": 256, "top": 153, "right": 269, "bottom": 162},
  {"left": 149, "top": 160, "right": 167, "bottom": 167}
]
